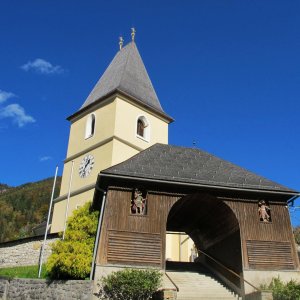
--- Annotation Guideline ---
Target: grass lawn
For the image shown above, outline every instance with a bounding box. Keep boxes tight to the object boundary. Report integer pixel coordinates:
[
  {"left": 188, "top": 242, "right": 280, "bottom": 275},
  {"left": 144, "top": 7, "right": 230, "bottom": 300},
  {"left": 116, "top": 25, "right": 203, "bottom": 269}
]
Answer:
[{"left": 0, "top": 265, "right": 48, "bottom": 279}]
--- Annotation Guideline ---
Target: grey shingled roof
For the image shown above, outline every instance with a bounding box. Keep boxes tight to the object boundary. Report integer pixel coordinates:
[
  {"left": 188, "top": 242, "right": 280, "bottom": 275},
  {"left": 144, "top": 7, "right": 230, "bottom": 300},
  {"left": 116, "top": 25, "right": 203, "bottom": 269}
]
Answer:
[
  {"left": 101, "top": 144, "right": 296, "bottom": 193},
  {"left": 80, "top": 42, "right": 165, "bottom": 114}
]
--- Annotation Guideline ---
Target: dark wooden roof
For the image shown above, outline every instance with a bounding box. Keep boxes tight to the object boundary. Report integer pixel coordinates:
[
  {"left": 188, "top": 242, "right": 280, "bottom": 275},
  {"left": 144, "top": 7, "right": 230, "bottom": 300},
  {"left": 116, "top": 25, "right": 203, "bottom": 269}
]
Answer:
[{"left": 100, "top": 143, "right": 297, "bottom": 194}]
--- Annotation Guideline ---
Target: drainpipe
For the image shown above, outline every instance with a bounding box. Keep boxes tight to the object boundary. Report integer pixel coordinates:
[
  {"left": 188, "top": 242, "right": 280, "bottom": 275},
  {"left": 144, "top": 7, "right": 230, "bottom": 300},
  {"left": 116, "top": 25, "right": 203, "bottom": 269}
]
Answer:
[
  {"left": 90, "top": 189, "right": 107, "bottom": 280},
  {"left": 287, "top": 195, "right": 300, "bottom": 206}
]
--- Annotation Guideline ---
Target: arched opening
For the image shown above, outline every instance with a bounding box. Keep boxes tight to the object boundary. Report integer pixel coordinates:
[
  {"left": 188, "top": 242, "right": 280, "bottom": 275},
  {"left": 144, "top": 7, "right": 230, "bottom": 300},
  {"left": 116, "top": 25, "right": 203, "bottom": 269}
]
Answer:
[
  {"left": 136, "top": 116, "right": 150, "bottom": 141},
  {"left": 85, "top": 113, "right": 96, "bottom": 139},
  {"left": 137, "top": 119, "right": 145, "bottom": 137},
  {"left": 165, "top": 192, "right": 243, "bottom": 293}
]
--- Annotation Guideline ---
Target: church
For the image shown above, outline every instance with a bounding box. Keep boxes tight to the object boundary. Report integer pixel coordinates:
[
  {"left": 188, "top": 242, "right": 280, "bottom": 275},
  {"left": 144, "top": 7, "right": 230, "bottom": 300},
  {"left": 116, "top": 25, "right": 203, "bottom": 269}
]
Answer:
[
  {"left": 51, "top": 30, "right": 300, "bottom": 298},
  {"left": 51, "top": 30, "right": 172, "bottom": 233}
]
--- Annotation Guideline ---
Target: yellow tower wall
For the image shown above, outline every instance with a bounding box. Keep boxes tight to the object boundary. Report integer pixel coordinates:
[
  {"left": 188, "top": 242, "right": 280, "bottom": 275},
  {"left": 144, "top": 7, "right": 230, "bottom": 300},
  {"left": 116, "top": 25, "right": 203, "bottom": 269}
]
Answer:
[
  {"left": 51, "top": 189, "right": 95, "bottom": 233},
  {"left": 51, "top": 94, "right": 170, "bottom": 233},
  {"left": 66, "top": 99, "right": 116, "bottom": 158},
  {"left": 114, "top": 96, "right": 169, "bottom": 148},
  {"left": 51, "top": 140, "right": 114, "bottom": 233},
  {"left": 59, "top": 141, "right": 114, "bottom": 196}
]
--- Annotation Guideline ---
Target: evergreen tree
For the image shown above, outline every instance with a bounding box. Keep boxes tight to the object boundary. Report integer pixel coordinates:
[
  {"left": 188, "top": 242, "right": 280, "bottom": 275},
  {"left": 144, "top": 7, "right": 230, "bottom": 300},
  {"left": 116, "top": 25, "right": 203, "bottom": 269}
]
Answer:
[{"left": 46, "top": 202, "right": 99, "bottom": 279}]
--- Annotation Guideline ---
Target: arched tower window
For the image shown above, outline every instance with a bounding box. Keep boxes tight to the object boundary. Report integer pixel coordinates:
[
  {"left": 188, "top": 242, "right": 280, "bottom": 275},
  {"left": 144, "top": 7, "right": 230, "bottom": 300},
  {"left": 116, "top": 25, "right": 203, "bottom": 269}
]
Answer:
[
  {"left": 85, "top": 113, "right": 96, "bottom": 139},
  {"left": 137, "top": 119, "right": 144, "bottom": 137},
  {"left": 136, "top": 116, "right": 150, "bottom": 142}
]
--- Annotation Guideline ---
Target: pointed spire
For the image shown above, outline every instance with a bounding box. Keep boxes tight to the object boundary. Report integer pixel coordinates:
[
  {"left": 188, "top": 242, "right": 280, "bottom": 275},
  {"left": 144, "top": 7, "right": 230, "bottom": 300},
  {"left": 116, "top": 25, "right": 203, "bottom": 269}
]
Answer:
[
  {"left": 74, "top": 40, "right": 173, "bottom": 122},
  {"left": 131, "top": 27, "right": 136, "bottom": 42}
]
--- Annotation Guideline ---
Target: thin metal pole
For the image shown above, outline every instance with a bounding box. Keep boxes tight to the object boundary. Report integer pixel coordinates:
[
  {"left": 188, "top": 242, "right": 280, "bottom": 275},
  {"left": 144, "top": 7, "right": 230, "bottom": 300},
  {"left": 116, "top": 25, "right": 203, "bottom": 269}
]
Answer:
[
  {"left": 179, "top": 234, "right": 182, "bottom": 262},
  {"left": 63, "top": 160, "right": 74, "bottom": 240},
  {"left": 38, "top": 165, "right": 58, "bottom": 278},
  {"left": 90, "top": 191, "right": 107, "bottom": 280}
]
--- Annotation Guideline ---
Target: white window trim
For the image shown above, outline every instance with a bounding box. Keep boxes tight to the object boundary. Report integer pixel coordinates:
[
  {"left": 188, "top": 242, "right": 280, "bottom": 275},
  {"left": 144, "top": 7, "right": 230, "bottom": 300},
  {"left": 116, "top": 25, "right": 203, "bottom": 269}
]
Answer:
[
  {"left": 85, "top": 113, "right": 96, "bottom": 140},
  {"left": 135, "top": 115, "right": 150, "bottom": 143}
]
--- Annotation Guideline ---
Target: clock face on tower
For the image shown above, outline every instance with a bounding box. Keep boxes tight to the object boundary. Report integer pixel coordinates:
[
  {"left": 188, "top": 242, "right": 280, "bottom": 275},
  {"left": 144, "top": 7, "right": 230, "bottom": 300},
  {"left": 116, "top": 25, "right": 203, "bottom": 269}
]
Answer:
[{"left": 79, "top": 154, "right": 95, "bottom": 178}]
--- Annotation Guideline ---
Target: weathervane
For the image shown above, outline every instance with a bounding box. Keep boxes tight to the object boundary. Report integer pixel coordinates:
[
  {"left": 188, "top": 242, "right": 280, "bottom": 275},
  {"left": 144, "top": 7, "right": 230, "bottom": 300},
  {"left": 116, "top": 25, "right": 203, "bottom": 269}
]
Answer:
[
  {"left": 131, "top": 27, "right": 136, "bottom": 41},
  {"left": 119, "top": 36, "right": 124, "bottom": 50}
]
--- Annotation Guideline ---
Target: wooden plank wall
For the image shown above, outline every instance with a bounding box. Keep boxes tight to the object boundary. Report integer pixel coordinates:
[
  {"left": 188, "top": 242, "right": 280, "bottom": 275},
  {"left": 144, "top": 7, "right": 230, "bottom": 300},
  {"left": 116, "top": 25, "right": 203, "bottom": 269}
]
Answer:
[
  {"left": 96, "top": 188, "right": 298, "bottom": 271},
  {"left": 224, "top": 200, "right": 299, "bottom": 270},
  {"left": 107, "top": 231, "right": 161, "bottom": 266},
  {"left": 246, "top": 240, "right": 294, "bottom": 270},
  {"left": 97, "top": 188, "right": 179, "bottom": 267}
]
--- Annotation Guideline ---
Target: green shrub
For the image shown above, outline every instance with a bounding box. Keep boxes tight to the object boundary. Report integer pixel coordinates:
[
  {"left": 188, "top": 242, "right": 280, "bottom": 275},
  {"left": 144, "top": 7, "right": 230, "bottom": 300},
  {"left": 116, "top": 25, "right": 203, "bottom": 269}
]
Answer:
[
  {"left": 97, "top": 268, "right": 162, "bottom": 300},
  {"left": 46, "top": 202, "right": 99, "bottom": 279},
  {"left": 293, "top": 226, "right": 300, "bottom": 245},
  {"left": 265, "top": 277, "right": 300, "bottom": 300}
]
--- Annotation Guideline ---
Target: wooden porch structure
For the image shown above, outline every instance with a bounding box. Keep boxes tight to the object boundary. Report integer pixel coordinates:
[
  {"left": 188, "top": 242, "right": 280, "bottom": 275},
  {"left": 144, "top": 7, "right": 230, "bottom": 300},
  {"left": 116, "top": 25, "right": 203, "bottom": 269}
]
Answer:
[{"left": 93, "top": 143, "right": 299, "bottom": 294}]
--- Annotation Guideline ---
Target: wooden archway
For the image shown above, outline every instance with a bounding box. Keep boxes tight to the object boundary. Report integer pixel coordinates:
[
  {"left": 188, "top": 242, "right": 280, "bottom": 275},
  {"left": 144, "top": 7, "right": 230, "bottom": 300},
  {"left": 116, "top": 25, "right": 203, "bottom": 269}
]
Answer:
[{"left": 166, "top": 192, "right": 243, "bottom": 291}]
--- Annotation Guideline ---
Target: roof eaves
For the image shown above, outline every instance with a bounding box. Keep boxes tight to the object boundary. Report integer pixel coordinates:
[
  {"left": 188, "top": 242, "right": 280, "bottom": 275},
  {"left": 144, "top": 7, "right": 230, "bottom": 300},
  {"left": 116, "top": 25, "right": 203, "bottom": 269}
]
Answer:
[
  {"left": 67, "top": 89, "right": 174, "bottom": 122},
  {"left": 98, "top": 172, "right": 299, "bottom": 196}
]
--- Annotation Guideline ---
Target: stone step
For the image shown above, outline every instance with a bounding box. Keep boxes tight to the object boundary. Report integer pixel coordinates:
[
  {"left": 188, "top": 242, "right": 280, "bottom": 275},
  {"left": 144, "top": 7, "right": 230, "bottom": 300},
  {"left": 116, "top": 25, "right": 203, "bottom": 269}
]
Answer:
[{"left": 165, "top": 271, "right": 239, "bottom": 300}]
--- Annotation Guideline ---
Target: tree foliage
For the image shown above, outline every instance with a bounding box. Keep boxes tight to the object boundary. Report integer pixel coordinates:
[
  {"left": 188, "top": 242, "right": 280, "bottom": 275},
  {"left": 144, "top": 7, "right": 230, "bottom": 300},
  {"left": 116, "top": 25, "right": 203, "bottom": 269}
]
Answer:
[
  {"left": 97, "top": 268, "right": 162, "bottom": 300},
  {"left": 46, "top": 202, "right": 99, "bottom": 279},
  {"left": 0, "top": 177, "right": 61, "bottom": 243},
  {"left": 293, "top": 226, "right": 300, "bottom": 245},
  {"left": 264, "top": 277, "right": 300, "bottom": 300}
]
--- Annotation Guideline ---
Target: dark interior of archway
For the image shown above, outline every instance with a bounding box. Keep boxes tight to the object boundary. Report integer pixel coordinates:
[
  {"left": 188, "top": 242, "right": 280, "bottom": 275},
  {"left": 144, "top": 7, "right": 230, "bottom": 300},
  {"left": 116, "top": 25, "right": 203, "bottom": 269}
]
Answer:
[{"left": 167, "top": 193, "right": 242, "bottom": 287}]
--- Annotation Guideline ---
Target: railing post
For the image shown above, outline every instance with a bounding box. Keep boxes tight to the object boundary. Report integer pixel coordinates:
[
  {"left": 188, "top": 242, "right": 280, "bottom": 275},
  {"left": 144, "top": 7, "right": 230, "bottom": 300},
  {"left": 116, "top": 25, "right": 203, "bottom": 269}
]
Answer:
[{"left": 197, "top": 249, "right": 260, "bottom": 295}]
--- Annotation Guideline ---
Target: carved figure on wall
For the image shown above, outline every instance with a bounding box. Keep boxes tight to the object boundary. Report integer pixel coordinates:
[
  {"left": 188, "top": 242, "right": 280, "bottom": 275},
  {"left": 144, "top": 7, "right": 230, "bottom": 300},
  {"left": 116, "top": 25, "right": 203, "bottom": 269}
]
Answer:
[
  {"left": 131, "top": 188, "right": 147, "bottom": 215},
  {"left": 258, "top": 200, "right": 271, "bottom": 222}
]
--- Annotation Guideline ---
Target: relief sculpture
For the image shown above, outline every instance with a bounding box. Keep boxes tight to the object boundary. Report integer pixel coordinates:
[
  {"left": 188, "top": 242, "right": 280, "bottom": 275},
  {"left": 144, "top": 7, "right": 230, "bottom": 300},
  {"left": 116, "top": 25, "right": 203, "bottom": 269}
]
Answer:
[
  {"left": 258, "top": 200, "right": 271, "bottom": 222},
  {"left": 131, "top": 188, "right": 147, "bottom": 215}
]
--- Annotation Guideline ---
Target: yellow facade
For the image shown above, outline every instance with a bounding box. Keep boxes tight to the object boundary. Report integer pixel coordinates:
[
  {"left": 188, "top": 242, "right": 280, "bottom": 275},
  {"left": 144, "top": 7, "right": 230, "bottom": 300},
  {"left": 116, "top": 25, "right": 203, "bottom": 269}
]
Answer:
[
  {"left": 166, "top": 233, "right": 196, "bottom": 262},
  {"left": 51, "top": 95, "right": 169, "bottom": 233},
  {"left": 66, "top": 98, "right": 116, "bottom": 158}
]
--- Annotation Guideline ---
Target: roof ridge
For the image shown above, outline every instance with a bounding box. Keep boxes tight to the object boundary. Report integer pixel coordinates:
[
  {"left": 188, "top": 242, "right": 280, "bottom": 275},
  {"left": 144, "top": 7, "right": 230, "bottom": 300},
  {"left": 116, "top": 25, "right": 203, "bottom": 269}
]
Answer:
[{"left": 119, "top": 42, "right": 132, "bottom": 87}]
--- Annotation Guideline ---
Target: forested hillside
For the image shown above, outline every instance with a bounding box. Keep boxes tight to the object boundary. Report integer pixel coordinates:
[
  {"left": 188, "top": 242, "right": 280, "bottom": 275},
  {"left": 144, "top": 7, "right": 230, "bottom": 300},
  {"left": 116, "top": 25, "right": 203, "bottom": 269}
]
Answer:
[
  {"left": 0, "top": 177, "right": 61, "bottom": 243},
  {"left": 0, "top": 183, "right": 11, "bottom": 194}
]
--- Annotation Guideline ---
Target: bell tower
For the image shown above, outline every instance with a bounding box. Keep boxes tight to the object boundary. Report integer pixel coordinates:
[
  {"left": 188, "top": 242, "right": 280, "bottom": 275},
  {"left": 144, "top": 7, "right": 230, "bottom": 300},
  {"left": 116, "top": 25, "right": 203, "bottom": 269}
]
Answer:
[{"left": 51, "top": 33, "right": 173, "bottom": 233}]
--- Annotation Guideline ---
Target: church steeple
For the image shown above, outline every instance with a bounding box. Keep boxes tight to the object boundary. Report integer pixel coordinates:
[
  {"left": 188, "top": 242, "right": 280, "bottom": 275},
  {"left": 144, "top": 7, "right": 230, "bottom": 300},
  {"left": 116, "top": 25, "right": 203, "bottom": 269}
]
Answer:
[
  {"left": 51, "top": 36, "right": 171, "bottom": 233},
  {"left": 71, "top": 41, "right": 172, "bottom": 122}
]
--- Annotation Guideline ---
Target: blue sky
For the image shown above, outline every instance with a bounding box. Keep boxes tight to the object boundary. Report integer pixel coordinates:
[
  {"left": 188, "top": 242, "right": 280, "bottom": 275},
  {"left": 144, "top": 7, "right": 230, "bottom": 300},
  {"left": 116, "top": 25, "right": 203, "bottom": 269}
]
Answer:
[{"left": 1, "top": 1, "right": 300, "bottom": 223}]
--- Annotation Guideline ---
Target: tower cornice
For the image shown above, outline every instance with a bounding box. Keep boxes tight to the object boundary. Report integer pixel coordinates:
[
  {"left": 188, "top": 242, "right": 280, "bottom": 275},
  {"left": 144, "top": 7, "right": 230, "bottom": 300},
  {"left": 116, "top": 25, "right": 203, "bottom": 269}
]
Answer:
[{"left": 67, "top": 89, "right": 174, "bottom": 123}]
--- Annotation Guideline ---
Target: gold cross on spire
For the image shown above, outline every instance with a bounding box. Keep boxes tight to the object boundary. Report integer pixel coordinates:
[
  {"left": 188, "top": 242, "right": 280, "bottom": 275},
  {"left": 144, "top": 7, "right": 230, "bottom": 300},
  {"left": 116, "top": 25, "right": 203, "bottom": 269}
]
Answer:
[
  {"left": 119, "top": 36, "right": 124, "bottom": 50},
  {"left": 131, "top": 27, "right": 136, "bottom": 41}
]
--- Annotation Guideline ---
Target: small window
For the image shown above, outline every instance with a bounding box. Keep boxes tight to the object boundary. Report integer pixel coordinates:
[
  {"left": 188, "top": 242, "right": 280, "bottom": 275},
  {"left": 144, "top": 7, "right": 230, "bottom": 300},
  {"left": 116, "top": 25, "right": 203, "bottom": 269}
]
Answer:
[
  {"left": 136, "top": 116, "right": 150, "bottom": 141},
  {"left": 131, "top": 188, "right": 148, "bottom": 215},
  {"left": 137, "top": 119, "right": 145, "bottom": 137},
  {"left": 85, "top": 114, "right": 96, "bottom": 139},
  {"left": 258, "top": 200, "right": 272, "bottom": 223}
]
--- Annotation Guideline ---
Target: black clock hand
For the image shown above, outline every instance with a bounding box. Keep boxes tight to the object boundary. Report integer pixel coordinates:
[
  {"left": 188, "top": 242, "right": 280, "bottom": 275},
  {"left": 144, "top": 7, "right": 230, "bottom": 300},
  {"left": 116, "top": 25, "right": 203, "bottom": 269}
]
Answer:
[{"left": 84, "top": 159, "right": 90, "bottom": 169}]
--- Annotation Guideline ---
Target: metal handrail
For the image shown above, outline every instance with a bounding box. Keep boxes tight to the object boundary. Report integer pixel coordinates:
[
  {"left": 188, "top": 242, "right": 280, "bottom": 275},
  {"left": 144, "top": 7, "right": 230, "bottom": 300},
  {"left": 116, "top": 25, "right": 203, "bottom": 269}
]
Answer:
[
  {"left": 164, "top": 272, "right": 179, "bottom": 292},
  {"left": 197, "top": 249, "right": 260, "bottom": 292}
]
